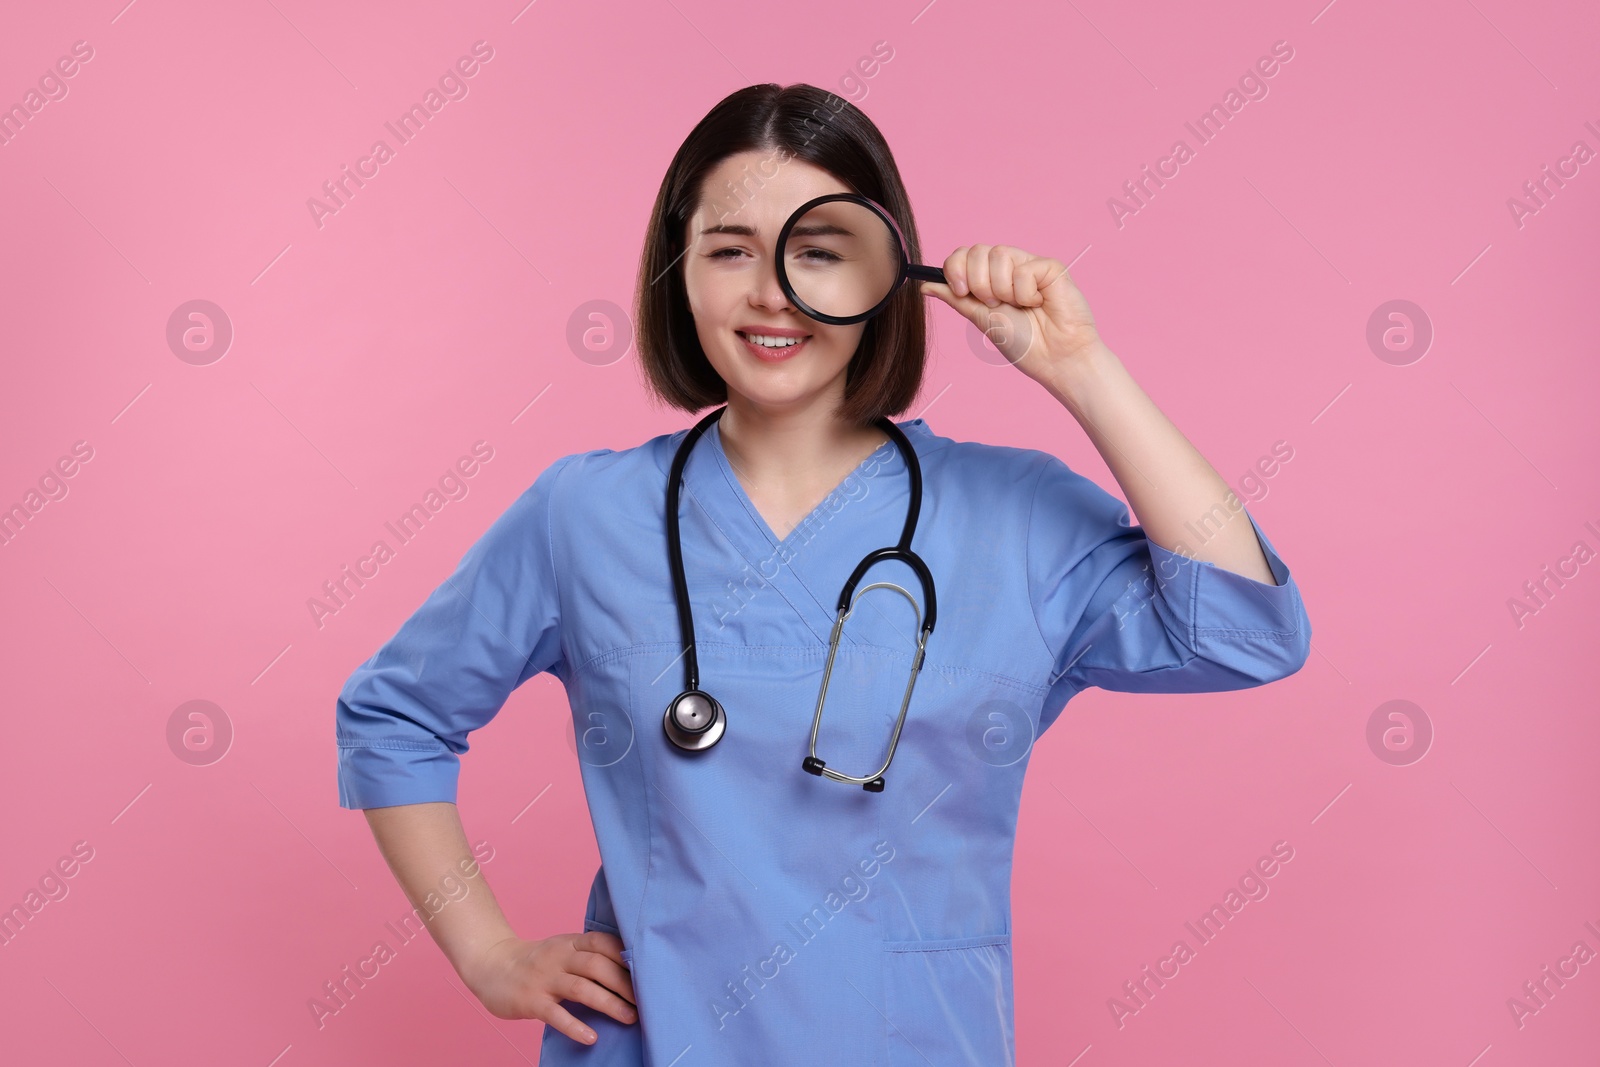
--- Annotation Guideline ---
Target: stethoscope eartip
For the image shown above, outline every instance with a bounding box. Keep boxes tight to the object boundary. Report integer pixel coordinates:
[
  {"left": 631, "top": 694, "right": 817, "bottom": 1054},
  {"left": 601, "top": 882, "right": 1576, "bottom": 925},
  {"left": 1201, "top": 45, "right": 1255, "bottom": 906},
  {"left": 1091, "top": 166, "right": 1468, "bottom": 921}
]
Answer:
[{"left": 801, "top": 756, "right": 886, "bottom": 792}]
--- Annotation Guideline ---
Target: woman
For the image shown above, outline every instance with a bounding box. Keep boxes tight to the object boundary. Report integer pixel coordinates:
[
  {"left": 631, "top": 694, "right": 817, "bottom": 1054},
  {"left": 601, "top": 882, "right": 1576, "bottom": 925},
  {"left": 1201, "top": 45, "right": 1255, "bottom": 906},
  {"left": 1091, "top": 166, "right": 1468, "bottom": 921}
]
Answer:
[{"left": 335, "top": 83, "right": 1312, "bottom": 1064}]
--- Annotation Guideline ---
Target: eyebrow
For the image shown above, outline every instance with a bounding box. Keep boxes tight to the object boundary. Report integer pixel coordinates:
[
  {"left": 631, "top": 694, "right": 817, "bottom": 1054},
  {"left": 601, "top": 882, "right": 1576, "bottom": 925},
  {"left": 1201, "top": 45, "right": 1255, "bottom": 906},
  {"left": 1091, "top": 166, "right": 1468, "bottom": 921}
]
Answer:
[{"left": 698, "top": 222, "right": 856, "bottom": 237}]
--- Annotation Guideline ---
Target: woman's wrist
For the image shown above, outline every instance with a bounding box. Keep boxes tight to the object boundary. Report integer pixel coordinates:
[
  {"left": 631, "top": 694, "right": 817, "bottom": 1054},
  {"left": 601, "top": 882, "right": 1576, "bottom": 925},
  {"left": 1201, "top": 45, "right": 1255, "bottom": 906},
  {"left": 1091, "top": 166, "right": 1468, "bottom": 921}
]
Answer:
[
  {"left": 1040, "top": 339, "right": 1124, "bottom": 420},
  {"left": 451, "top": 923, "right": 523, "bottom": 989}
]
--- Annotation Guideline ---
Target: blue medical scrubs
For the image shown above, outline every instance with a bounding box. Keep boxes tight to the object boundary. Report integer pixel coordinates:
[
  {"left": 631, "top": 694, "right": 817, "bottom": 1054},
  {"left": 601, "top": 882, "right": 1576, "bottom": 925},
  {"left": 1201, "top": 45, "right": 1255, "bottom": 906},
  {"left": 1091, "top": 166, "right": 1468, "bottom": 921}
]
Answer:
[{"left": 335, "top": 416, "right": 1312, "bottom": 1065}]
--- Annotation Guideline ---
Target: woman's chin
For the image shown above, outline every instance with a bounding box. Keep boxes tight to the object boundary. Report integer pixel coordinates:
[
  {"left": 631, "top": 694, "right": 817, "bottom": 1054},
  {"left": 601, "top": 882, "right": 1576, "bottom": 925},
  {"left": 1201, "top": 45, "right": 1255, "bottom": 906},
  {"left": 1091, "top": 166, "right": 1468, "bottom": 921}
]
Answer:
[
  {"left": 725, "top": 378, "right": 827, "bottom": 412},
  {"left": 710, "top": 348, "right": 850, "bottom": 412}
]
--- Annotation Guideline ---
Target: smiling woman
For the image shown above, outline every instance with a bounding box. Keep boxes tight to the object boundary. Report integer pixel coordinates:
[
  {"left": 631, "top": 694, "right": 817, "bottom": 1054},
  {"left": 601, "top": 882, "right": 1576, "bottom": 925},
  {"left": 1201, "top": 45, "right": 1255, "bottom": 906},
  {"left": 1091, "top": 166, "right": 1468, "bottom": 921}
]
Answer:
[
  {"left": 683, "top": 153, "right": 872, "bottom": 408},
  {"left": 335, "top": 79, "right": 1312, "bottom": 1067},
  {"left": 634, "top": 85, "right": 926, "bottom": 434},
  {"left": 629, "top": 84, "right": 931, "bottom": 541}
]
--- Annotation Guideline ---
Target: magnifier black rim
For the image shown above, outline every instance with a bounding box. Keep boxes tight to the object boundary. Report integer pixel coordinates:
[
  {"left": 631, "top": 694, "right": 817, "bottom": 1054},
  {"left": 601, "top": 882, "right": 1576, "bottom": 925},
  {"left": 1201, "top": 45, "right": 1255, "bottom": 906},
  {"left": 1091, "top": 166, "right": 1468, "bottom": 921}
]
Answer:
[{"left": 774, "top": 193, "right": 910, "bottom": 327}]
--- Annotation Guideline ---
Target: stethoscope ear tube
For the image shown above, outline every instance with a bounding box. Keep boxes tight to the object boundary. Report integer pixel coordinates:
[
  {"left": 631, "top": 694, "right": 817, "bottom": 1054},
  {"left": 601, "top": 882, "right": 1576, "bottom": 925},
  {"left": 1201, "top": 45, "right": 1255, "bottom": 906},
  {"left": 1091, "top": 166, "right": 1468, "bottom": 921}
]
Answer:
[
  {"left": 803, "top": 578, "right": 932, "bottom": 791},
  {"left": 835, "top": 546, "right": 937, "bottom": 632}
]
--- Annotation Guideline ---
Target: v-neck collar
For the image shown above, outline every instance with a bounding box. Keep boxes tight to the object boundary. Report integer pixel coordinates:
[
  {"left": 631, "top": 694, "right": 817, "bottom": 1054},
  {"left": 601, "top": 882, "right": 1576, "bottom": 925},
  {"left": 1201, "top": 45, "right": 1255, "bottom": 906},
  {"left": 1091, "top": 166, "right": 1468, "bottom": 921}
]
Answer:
[
  {"left": 673, "top": 415, "right": 935, "bottom": 646},
  {"left": 706, "top": 416, "right": 932, "bottom": 552}
]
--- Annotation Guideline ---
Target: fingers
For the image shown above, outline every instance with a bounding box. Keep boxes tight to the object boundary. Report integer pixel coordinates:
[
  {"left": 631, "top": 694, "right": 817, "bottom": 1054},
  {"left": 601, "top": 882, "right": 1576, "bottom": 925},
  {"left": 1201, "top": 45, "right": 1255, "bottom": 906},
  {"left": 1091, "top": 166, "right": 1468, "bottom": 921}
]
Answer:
[
  {"left": 946, "top": 246, "right": 1046, "bottom": 308},
  {"left": 940, "top": 246, "right": 1002, "bottom": 309},
  {"left": 539, "top": 999, "right": 604, "bottom": 1046},
  {"left": 531, "top": 967, "right": 638, "bottom": 1045},
  {"left": 965, "top": 244, "right": 994, "bottom": 306},
  {"left": 577, "top": 929, "right": 626, "bottom": 963},
  {"left": 470, "top": 933, "right": 641, "bottom": 1047},
  {"left": 572, "top": 945, "right": 637, "bottom": 1007},
  {"left": 942, "top": 246, "right": 972, "bottom": 301},
  {"left": 916, "top": 278, "right": 989, "bottom": 321},
  {"left": 987, "top": 247, "right": 1015, "bottom": 308},
  {"left": 1012, "top": 257, "right": 1043, "bottom": 308},
  {"left": 555, "top": 969, "right": 639, "bottom": 1027},
  {"left": 569, "top": 931, "right": 637, "bottom": 1012}
]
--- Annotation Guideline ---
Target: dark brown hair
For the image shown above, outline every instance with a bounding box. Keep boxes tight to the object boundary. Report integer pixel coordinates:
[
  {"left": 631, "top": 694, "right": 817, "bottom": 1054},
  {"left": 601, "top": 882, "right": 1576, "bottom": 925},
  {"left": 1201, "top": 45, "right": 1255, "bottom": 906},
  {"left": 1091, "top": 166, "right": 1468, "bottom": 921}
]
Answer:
[{"left": 634, "top": 83, "right": 927, "bottom": 428}]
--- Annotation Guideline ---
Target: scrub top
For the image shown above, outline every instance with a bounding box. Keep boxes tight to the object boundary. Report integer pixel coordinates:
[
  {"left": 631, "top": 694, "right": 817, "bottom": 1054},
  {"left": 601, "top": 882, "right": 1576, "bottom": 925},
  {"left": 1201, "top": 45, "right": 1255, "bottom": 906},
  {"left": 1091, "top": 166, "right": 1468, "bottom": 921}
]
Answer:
[{"left": 334, "top": 415, "right": 1312, "bottom": 1066}]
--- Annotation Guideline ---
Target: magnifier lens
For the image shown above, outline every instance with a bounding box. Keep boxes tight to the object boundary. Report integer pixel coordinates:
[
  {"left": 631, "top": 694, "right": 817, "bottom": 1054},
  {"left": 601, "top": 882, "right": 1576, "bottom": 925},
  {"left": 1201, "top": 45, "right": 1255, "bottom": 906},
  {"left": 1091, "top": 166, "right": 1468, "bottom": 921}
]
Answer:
[{"left": 782, "top": 201, "right": 903, "bottom": 321}]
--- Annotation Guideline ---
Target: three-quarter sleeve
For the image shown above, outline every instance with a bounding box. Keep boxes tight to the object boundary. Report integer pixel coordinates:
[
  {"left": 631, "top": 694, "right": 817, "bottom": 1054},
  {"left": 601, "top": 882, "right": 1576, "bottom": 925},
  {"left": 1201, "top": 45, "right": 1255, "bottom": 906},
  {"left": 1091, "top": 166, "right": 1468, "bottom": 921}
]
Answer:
[
  {"left": 335, "top": 453, "right": 576, "bottom": 809},
  {"left": 1026, "top": 454, "right": 1311, "bottom": 731}
]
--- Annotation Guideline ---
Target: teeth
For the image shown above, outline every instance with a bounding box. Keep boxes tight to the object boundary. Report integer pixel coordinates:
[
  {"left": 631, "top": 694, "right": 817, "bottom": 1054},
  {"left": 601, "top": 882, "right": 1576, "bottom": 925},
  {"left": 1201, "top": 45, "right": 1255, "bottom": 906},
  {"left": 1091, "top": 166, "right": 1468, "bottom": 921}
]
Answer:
[{"left": 741, "top": 332, "right": 803, "bottom": 348}]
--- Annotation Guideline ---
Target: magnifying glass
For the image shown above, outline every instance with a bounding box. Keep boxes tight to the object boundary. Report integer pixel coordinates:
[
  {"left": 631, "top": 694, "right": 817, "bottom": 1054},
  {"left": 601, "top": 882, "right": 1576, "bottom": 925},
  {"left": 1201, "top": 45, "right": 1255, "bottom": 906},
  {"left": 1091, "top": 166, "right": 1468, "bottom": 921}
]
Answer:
[{"left": 774, "top": 193, "right": 946, "bottom": 326}]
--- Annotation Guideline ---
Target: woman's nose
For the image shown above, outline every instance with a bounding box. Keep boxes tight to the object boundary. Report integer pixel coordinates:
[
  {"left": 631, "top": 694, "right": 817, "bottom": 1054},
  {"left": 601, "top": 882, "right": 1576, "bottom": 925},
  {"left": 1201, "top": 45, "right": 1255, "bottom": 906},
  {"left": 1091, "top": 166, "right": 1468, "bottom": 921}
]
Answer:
[{"left": 750, "top": 256, "right": 792, "bottom": 311}]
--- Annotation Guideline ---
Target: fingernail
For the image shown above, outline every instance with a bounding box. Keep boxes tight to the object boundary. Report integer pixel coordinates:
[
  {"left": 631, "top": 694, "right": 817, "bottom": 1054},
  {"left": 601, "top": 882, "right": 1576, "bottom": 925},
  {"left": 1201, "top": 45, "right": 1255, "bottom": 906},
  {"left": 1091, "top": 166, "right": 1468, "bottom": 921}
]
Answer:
[
  {"left": 584, "top": 1028, "right": 596, "bottom": 1042},
  {"left": 986, "top": 298, "right": 999, "bottom": 308}
]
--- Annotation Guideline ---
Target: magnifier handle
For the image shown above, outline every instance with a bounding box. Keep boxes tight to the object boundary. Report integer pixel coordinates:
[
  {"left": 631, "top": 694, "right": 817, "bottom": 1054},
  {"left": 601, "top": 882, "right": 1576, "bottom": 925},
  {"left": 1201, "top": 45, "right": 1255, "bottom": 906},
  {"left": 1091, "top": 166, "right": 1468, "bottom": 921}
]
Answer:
[{"left": 907, "top": 264, "right": 946, "bottom": 284}]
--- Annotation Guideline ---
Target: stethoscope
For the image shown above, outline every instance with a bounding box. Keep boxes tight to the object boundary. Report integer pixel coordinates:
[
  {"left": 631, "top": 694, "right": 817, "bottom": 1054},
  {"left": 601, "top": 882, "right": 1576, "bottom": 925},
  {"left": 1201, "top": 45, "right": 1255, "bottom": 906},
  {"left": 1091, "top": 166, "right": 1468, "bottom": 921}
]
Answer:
[{"left": 661, "top": 404, "right": 938, "bottom": 792}]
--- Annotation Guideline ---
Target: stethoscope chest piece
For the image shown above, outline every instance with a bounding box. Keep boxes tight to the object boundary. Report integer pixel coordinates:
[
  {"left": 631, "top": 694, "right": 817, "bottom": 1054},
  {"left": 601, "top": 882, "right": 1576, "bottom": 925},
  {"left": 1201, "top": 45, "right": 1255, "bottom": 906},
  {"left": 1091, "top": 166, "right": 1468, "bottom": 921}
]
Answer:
[{"left": 663, "top": 689, "right": 726, "bottom": 751}]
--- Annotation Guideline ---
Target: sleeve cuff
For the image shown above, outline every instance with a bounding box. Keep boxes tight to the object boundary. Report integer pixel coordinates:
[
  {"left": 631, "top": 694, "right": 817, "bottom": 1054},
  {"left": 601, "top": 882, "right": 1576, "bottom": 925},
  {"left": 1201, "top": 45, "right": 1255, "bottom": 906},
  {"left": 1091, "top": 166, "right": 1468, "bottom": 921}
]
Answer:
[
  {"left": 336, "top": 740, "right": 462, "bottom": 810},
  {"left": 1142, "top": 507, "right": 1308, "bottom": 642}
]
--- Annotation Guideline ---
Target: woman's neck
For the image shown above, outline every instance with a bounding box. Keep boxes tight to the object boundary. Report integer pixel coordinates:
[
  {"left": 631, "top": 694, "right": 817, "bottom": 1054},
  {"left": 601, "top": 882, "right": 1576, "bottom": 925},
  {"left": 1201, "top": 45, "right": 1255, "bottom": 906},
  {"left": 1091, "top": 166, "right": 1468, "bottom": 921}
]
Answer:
[{"left": 716, "top": 395, "right": 889, "bottom": 509}]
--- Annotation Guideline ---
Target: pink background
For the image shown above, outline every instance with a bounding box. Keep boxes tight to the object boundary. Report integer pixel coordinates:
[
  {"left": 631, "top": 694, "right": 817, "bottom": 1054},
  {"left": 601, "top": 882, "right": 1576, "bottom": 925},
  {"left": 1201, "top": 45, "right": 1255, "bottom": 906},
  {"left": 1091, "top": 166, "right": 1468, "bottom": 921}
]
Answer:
[{"left": 2, "top": 0, "right": 1597, "bottom": 1063}]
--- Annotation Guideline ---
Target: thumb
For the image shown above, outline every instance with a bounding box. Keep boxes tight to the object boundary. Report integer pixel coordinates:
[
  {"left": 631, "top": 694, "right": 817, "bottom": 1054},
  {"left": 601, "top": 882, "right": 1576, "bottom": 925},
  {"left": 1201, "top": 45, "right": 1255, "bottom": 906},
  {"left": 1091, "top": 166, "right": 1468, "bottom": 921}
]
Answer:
[{"left": 917, "top": 279, "right": 992, "bottom": 324}]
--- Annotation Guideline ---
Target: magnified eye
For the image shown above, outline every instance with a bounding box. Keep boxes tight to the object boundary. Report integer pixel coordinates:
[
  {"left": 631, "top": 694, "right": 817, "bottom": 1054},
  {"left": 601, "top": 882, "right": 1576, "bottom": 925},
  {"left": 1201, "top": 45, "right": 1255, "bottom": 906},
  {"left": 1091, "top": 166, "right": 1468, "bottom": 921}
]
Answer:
[{"left": 796, "top": 247, "right": 844, "bottom": 264}]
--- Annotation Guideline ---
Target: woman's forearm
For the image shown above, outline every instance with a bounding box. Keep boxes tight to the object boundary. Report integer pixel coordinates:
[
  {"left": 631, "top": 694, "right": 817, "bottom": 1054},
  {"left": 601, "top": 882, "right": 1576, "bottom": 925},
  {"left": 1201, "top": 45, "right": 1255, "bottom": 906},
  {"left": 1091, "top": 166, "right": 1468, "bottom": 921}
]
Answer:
[
  {"left": 1043, "top": 340, "right": 1278, "bottom": 585},
  {"left": 362, "top": 801, "right": 518, "bottom": 977}
]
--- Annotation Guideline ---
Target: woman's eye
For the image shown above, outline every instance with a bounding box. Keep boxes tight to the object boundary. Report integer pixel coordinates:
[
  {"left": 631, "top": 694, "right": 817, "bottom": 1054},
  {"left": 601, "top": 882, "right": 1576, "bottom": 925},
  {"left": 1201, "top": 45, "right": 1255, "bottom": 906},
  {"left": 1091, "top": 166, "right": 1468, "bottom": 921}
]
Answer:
[
  {"left": 798, "top": 248, "right": 843, "bottom": 264},
  {"left": 708, "top": 248, "right": 746, "bottom": 259}
]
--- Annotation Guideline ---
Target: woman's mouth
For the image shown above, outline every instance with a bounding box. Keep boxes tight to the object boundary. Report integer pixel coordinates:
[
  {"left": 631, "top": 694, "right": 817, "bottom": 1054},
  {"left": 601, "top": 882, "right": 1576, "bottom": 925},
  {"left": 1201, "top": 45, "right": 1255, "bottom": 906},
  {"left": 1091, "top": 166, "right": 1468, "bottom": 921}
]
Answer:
[{"left": 737, "top": 330, "right": 811, "bottom": 362}]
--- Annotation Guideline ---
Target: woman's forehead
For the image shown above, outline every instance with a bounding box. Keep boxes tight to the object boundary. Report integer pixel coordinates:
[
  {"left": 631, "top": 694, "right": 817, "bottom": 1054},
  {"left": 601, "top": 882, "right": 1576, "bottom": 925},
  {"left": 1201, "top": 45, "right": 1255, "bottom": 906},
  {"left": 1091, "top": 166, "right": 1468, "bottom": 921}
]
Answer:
[{"left": 691, "top": 152, "right": 851, "bottom": 235}]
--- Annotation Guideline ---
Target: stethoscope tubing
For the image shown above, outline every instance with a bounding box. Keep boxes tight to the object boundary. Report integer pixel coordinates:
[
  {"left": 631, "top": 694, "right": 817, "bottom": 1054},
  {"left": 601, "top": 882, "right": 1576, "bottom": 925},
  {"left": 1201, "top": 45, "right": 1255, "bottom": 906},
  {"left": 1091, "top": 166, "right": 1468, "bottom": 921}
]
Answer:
[{"left": 663, "top": 405, "right": 938, "bottom": 790}]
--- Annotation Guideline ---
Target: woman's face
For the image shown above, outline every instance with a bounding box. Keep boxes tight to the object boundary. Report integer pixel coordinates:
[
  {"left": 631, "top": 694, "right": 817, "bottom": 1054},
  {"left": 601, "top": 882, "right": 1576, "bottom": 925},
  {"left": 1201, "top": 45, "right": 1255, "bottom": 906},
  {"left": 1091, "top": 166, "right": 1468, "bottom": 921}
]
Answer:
[{"left": 680, "top": 150, "right": 869, "bottom": 418}]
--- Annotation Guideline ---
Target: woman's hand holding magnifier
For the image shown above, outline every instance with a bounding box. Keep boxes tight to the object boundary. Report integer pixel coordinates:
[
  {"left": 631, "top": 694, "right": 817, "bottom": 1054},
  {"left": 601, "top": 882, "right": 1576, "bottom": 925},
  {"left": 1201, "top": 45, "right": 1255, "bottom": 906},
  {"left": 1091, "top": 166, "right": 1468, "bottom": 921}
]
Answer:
[
  {"left": 773, "top": 194, "right": 1104, "bottom": 386},
  {"left": 918, "top": 245, "right": 1103, "bottom": 383}
]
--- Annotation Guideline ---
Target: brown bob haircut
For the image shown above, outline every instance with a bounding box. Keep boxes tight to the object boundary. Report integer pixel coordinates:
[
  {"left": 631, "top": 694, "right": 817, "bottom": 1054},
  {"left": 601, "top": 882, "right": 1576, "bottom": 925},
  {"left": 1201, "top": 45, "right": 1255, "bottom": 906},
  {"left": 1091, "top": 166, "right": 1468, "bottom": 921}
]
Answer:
[{"left": 634, "top": 83, "right": 927, "bottom": 428}]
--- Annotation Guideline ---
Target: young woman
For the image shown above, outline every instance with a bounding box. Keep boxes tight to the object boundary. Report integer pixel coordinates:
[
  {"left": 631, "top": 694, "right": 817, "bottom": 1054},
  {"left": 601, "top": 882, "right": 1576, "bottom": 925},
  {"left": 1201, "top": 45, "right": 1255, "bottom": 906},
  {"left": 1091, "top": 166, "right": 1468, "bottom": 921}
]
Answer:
[{"left": 336, "top": 83, "right": 1312, "bottom": 1064}]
